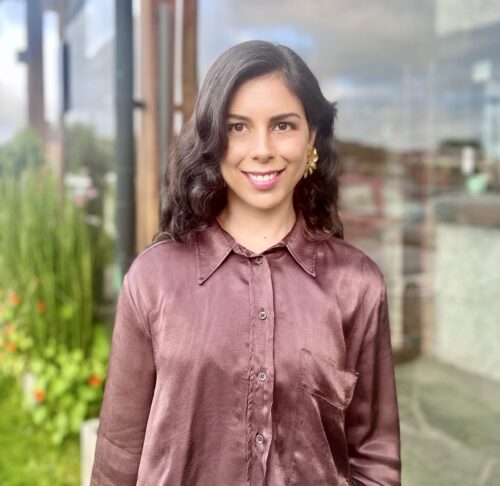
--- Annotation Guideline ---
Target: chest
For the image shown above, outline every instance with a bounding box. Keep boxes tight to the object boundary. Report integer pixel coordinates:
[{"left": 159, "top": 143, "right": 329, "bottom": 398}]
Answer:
[{"left": 148, "top": 252, "right": 353, "bottom": 384}]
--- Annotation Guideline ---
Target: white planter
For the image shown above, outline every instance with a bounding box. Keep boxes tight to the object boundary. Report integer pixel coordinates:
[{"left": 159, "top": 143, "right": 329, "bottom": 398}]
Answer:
[
  {"left": 20, "top": 371, "right": 36, "bottom": 408},
  {"left": 80, "top": 418, "right": 100, "bottom": 486}
]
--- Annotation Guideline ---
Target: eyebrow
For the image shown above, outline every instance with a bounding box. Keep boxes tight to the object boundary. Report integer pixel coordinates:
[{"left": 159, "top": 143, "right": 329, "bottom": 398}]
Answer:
[{"left": 226, "top": 112, "right": 302, "bottom": 123}]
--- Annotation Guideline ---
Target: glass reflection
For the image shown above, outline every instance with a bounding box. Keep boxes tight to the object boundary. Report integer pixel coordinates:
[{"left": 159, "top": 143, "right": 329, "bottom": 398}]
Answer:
[{"left": 199, "top": 1, "right": 500, "bottom": 483}]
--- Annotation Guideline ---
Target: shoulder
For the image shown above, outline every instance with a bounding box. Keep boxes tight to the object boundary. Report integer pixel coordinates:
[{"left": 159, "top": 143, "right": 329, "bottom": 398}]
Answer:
[
  {"left": 128, "top": 239, "right": 190, "bottom": 273},
  {"left": 317, "top": 234, "right": 386, "bottom": 295},
  {"left": 124, "top": 239, "right": 196, "bottom": 300}
]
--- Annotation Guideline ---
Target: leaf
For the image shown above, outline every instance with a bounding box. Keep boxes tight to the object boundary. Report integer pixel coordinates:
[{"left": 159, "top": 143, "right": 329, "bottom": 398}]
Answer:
[
  {"left": 55, "top": 412, "right": 69, "bottom": 432},
  {"left": 51, "top": 430, "right": 65, "bottom": 445},
  {"left": 56, "top": 353, "right": 70, "bottom": 367},
  {"left": 31, "top": 359, "right": 44, "bottom": 374},
  {"left": 62, "top": 363, "right": 79, "bottom": 381},
  {"left": 71, "top": 349, "right": 84, "bottom": 362},
  {"left": 60, "top": 303, "right": 76, "bottom": 321},
  {"left": 44, "top": 344, "right": 56, "bottom": 359},
  {"left": 60, "top": 395, "right": 75, "bottom": 409},
  {"left": 50, "top": 377, "right": 68, "bottom": 398},
  {"left": 79, "top": 386, "right": 99, "bottom": 402},
  {"left": 35, "top": 376, "right": 48, "bottom": 389},
  {"left": 70, "top": 402, "right": 87, "bottom": 432},
  {"left": 42, "top": 363, "right": 57, "bottom": 378},
  {"left": 32, "top": 406, "right": 47, "bottom": 424}
]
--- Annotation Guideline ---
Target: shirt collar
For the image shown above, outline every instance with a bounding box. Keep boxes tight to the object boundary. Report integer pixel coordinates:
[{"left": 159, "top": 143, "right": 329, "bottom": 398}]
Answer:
[{"left": 195, "top": 211, "right": 319, "bottom": 285}]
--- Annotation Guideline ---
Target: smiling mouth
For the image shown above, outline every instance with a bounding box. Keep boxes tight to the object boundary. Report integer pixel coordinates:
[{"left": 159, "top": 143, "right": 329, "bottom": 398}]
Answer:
[{"left": 243, "top": 169, "right": 285, "bottom": 182}]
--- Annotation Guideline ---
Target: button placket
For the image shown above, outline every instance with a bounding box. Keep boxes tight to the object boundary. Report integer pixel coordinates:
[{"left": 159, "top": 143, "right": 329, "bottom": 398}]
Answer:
[{"left": 248, "top": 251, "right": 274, "bottom": 482}]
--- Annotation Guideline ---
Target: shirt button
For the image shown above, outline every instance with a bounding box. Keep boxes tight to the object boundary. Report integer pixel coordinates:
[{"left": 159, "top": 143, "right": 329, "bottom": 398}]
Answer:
[
  {"left": 254, "top": 256, "right": 263, "bottom": 264},
  {"left": 258, "top": 310, "right": 267, "bottom": 320},
  {"left": 256, "top": 433, "right": 264, "bottom": 445},
  {"left": 258, "top": 371, "right": 267, "bottom": 382}
]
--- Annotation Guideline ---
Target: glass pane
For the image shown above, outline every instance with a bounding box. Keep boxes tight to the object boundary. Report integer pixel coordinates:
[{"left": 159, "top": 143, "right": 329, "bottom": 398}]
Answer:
[
  {"left": 199, "top": 1, "right": 500, "bottom": 484},
  {"left": 63, "top": 0, "right": 117, "bottom": 302},
  {"left": 0, "top": 1, "right": 27, "bottom": 143}
]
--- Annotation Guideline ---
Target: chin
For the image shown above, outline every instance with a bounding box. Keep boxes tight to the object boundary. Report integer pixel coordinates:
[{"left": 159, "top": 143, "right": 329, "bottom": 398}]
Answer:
[{"left": 245, "top": 197, "right": 287, "bottom": 212}]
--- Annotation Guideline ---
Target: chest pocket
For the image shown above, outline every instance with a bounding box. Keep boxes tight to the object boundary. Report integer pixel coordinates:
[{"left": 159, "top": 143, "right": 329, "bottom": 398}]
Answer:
[
  {"left": 288, "top": 348, "right": 359, "bottom": 486},
  {"left": 299, "top": 348, "right": 358, "bottom": 410}
]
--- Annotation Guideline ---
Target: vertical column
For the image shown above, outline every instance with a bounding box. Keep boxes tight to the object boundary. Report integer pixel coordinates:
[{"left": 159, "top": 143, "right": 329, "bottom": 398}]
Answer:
[
  {"left": 136, "top": 0, "right": 160, "bottom": 252},
  {"left": 181, "top": 0, "right": 197, "bottom": 121},
  {"left": 27, "top": 0, "right": 45, "bottom": 141},
  {"left": 115, "top": 0, "right": 136, "bottom": 275}
]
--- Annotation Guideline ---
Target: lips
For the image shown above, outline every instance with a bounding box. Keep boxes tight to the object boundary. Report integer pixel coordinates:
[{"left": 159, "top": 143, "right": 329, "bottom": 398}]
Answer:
[
  {"left": 243, "top": 169, "right": 285, "bottom": 182},
  {"left": 242, "top": 168, "right": 285, "bottom": 190}
]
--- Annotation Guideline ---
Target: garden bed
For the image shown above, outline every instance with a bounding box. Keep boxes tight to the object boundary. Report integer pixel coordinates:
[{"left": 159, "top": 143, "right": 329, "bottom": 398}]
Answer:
[{"left": 0, "top": 374, "right": 80, "bottom": 485}]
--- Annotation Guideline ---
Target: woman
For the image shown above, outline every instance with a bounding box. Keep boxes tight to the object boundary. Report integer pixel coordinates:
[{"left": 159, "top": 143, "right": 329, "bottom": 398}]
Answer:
[{"left": 91, "top": 40, "right": 401, "bottom": 486}]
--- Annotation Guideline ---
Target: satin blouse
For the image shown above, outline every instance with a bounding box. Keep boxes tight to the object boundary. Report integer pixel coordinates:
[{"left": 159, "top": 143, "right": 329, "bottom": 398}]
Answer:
[{"left": 91, "top": 211, "right": 401, "bottom": 485}]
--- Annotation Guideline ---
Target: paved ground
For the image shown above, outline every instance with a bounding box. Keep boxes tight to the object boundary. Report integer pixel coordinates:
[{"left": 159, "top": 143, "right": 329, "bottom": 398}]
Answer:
[{"left": 395, "top": 357, "right": 500, "bottom": 486}]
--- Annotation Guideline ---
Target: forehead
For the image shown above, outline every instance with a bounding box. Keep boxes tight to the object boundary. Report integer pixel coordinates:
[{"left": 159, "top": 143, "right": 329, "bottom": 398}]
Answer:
[{"left": 228, "top": 74, "right": 305, "bottom": 115}]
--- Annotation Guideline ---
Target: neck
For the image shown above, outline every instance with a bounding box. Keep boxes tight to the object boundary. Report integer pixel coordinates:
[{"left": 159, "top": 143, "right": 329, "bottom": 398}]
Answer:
[{"left": 216, "top": 199, "right": 297, "bottom": 253}]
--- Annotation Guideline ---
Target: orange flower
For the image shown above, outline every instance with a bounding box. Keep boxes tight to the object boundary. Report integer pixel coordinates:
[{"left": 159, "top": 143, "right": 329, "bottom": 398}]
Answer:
[
  {"left": 4, "top": 324, "right": 15, "bottom": 335},
  {"left": 8, "top": 292, "right": 21, "bottom": 307},
  {"left": 88, "top": 375, "right": 103, "bottom": 388},
  {"left": 5, "top": 341, "right": 17, "bottom": 353},
  {"left": 37, "top": 300, "right": 46, "bottom": 313},
  {"left": 34, "top": 389, "right": 46, "bottom": 403}
]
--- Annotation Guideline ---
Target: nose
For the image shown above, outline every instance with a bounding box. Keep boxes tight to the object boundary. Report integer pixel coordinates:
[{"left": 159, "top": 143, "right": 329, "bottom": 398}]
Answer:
[{"left": 249, "top": 129, "right": 275, "bottom": 162}]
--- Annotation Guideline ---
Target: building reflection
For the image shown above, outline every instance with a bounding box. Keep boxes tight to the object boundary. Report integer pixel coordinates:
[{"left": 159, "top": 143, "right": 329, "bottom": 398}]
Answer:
[{"left": 330, "top": 2, "right": 500, "bottom": 381}]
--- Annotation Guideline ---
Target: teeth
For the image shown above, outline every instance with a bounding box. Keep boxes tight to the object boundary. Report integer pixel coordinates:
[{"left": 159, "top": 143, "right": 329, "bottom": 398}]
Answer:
[{"left": 248, "top": 172, "right": 279, "bottom": 182}]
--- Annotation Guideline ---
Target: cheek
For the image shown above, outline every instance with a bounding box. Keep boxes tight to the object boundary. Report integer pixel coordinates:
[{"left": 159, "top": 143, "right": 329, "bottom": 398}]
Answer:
[
  {"left": 276, "top": 137, "right": 308, "bottom": 162},
  {"left": 222, "top": 140, "right": 248, "bottom": 168}
]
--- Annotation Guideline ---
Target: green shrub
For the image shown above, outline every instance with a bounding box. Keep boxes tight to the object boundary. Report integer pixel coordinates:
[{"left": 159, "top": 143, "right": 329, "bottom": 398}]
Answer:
[
  {"left": 27, "top": 326, "right": 109, "bottom": 445},
  {"left": 0, "top": 128, "right": 44, "bottom": 175},
  {"left": 0, "top": 166, "right": 94, "bottom": 357},
  {"left": 0, "top": 318, "right": 34, "bottom": 378},
  {"left": 0, "top": 128, "right": 114, "bottom": 445}
]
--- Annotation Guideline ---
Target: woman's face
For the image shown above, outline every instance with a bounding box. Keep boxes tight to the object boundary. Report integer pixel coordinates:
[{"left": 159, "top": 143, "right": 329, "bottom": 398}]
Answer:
[{"left": 220, "top": 73, "right": 316, "bottom": 215}]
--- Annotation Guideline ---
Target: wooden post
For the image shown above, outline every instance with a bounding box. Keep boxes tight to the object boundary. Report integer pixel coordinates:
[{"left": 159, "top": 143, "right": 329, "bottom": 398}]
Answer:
[
  {"left": 135, "top": 0, "right": 197, "bottom": 251},
  {"left": 181, "top": 0, "right": 197, "bottom": 122},
  {"left": 136, "top": 0, "right": 161, "bottom": 251}
]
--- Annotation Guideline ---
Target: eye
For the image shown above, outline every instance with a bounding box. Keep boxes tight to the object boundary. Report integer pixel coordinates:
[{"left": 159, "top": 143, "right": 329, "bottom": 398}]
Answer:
[
  {"left": 274, "top": 122, "right": 293, "bottom": 131},
  {"left": 228, "top": 123, "right": 247, "bottom": 133}
]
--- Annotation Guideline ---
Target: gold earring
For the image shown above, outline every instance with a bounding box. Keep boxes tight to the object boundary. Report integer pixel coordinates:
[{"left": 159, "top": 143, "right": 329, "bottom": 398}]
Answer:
[{"left": 303, "top": 147, "right": 318, "bottom": 178}]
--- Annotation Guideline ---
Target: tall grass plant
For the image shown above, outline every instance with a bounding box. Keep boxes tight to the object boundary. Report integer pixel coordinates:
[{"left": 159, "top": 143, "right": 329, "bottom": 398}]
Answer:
[{"left": 0, "top": 165, "right": 94, "bottom": 357}]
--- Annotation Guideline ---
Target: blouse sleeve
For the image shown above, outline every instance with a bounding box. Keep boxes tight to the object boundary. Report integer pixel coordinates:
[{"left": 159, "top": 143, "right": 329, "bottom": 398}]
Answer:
[
  {"left": 345, "top": 280, "right": 401, "bottom": 486},
  {"left": 91, "top": 274, "right": 157, "bottom": 485}
]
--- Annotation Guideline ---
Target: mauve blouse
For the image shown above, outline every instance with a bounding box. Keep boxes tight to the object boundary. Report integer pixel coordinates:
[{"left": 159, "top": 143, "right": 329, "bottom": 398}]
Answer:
[{"left": 90, "top": 212, "right": 401, "bottom": 486}]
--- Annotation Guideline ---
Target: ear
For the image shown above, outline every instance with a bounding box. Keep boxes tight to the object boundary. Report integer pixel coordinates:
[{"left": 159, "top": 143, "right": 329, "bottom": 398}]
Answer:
[{"left": 307, "top": 128, "right": 317, "bottom": 149}]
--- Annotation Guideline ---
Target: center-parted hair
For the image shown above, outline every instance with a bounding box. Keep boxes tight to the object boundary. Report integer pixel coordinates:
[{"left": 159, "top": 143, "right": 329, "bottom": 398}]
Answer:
[{"left": 155, "top": 40, "right": 343, "bottom": 244}]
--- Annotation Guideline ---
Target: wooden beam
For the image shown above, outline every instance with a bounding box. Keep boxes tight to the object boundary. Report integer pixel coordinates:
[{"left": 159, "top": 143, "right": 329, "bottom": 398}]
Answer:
[
  {"left": 135, "top": 0, "right": 197, "bottom": 251},
  {"left": 181, "top": 0, "right": 197, "bottom": 122},
  {"left": 136, "top": 0, "right": 161, "bottom": 252}
]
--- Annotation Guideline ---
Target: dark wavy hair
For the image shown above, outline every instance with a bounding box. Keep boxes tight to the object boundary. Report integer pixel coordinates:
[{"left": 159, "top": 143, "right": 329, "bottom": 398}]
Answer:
[{"left": 155, "top": 40, "right": 343, "bottom": 244}]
